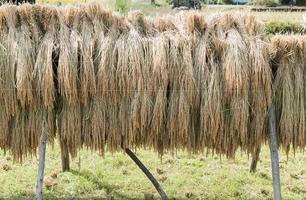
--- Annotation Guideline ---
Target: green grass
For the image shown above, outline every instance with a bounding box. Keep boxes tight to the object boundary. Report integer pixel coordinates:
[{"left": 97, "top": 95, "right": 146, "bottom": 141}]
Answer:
[{"left": 0, "top": 144, "right": 305, "bottom": 199}]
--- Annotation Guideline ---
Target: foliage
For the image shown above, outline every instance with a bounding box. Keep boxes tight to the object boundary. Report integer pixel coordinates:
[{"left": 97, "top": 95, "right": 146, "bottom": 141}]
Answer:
[
  {"left": 265, "top": 21, "right": 306, "bottom": 34},
  {"left": 113, "top": 0, "right": 131, "bottom": 13},
  {"left": 200, "top": 0, "right": 230, "bottom": 4},
  {"left": 296, "top": 0, "right": 306, "bottom": 5},
  {"left": 282, "top": 0, "right": 306, "bottom": 5},
  {"left": 250, "top": 0, "right": 278, "bottom": 6}
]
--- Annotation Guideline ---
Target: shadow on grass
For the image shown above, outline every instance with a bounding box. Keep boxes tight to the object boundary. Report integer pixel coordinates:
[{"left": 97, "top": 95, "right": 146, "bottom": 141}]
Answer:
[
  {"left": 1, "top": 170, "right": 143, "bottom": 200},
  {"left": 0, "top": 192, "right": 71, "bottom": 200},
  {"left": 70, "top": 169, "right": 143, "bottom": 200}
]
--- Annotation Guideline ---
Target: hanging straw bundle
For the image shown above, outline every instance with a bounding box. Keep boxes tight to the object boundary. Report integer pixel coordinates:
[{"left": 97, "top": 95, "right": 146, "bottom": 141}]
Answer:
[
  {"left": 183, "top": 12, "right": 207, "bottom": 153},
  {"left": 0, "top": 5, "right": 32, "bottom": 161},
  {"left": 0, "top": 6, "right": 10, "bottom": 151},
  {"left": 124, "top": 12, "right": 155, "bottom": 150},
  {"left": 58, "top": 7, "right": 80, "bottom": 106},
  {"left": 18, "top": 5, "right": 58, "bottom": 161},
  {"left": 77, "top": 7, "right": 99, "bottom": 156},
  {"left": 197, "top": 13, "right": 272, "bottom": 157},
  {"left": 0, "top": 4, "right": 59, "bottom": 161},
  {"left": 246, "top": 34, "right": 272, "bottom": 155},
  {"left": 80, "top": 7, "right": 114, "bottom": 155},
  {"left": 16, "top": 4, "right": 35, "bottom": 108},
  {"left": 12, "top": 5, "right": 41, "bottom": 161},
  {"left": 149, "top": 34, "right": 170, "bottom": 154},
  {"left": 31, "top": 4, "right": 58, "bottom": 141},
  {"left": 1, "top": 3, "right": 305, "bottom": 161},
  {"left": 270, "top": 35, "right": 306, "bottom": 153},
  {"left": 0, "top": 5, "right": 19, "bottom": 117},
  {"left": 166, "top": 33, "right": 195, "bottom": 152},
  {"left": 57, "top": 6, "right": 82, "bottom": 157},
  {"left": 96, "top": 13, "right": 130, "bottom": 153}
]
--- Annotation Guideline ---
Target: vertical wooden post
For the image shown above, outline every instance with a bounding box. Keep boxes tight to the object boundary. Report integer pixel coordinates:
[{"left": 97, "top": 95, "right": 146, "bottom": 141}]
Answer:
[
  {"left": 125, "top": 148, "right": 169, "bottom": 200},
  {"left": 36, "top": 114, "right": 48, "bottom": 200},
  {"left": 60, "top": 139, "right": 70, "bottom": 172},
  {"left": 268, "top": 105, "right": 282, "bottom": 200},
  {"left": 249, "top": 146, "right": 261, "bottom": 173}
]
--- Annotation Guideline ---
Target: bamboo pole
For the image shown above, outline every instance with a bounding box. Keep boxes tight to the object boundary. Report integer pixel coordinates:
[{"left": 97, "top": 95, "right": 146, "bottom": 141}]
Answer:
[
  {"left": 268, "top": 105, "right": 282, "bottom": 200},
  {"left": 35, "top": 114, "right": 48, "bottom": 200},
  {"left": 125, "top": 148, "right": 169, "bottom": 200}
]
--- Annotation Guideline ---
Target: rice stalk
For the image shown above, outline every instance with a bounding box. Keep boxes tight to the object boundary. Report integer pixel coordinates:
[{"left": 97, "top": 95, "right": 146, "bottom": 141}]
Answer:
[
  {"left": 33, "top": 34, "right": 56, "bottom": 110},
  {"left": 150, "top": 34, "right": 170, "bottom": 154},
  {"left": 0, "top": 5, "right": 19, "bottom": 117},
  {"left": 271, "top": 35, "right": 306, "bottom": 153},
  {"left": 16, "top": 5, "right": 36, "bottom": 108},
  {"left": 57, "top": 99, "right": 82, "bottom": 158},
  {"left": 58, "top": 8, "right": 80, "bottom": 106}
]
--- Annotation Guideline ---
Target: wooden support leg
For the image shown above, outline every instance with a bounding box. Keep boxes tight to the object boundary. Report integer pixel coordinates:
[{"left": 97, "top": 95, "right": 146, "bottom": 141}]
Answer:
[
  {"left": 60, "top": 139, "right": 70, "bottom": 172},
  {"left": 125, "top": 148, "right": 169, "bottom": 200},
  {"left": 36, "top": 115, "right": 48, "bottom": 200},
  {"left": 268, "top": 105, "right": 282, "bottom": 200},
  {"left": 249, "top": 146, "right": 261, "bottom": 173}
]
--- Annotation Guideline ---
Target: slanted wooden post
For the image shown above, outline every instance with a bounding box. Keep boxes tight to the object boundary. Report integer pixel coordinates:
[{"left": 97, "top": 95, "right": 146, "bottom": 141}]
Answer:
[
  {"left": 268, "top": 105, "right": 282, "bottom": 200},
  {"left": 125, "top": 148, "right": 169, "bottom": 200},
  {"left": 60, "top": 139, "right": 70, "bottom": 172},
  {"left": 36, "top": 114, "right": 48, "bottom": 200},
  {"left": 249, "top": 146, "right": 261, "bottom": 173}
]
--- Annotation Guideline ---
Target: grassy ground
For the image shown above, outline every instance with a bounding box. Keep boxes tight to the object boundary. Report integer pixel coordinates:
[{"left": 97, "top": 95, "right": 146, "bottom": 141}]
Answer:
[{"left": 0, "top": 144, "right": 305, "bottom": 200}]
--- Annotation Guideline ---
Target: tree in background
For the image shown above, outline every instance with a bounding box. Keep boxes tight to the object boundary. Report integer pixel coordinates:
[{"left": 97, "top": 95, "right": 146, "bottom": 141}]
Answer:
[
  {"left": 0, "top": 0, "right": 35, "bottom": 4},
  {"left": 172, "top": 0, "right": 201, "bottom": 9},
  {"left": 296, "top": 0, "right": 306, "bottom": 5}
]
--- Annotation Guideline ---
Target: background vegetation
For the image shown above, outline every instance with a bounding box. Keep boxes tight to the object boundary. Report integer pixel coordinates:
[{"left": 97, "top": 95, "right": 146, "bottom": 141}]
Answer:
[
  {"left": 251, "top": 0, "right": 279, "bottom": 7},
  {"left": 265, "top": 21, "right": 306, "bottom": 34}
]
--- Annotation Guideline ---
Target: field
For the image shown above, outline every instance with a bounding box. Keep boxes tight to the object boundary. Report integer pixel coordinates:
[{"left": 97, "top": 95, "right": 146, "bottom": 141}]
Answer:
[
  {"left": 0, "top": 144, "right": 305, "bottom": 200},
  {"left": 35, "top": 0, "right": 306, "bottom": 23}
]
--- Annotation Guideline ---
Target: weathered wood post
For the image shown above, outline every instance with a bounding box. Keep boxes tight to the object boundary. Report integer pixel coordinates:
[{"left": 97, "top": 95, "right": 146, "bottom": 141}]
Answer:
[
  {"left": 60, "top": 139, "right": 70, "bottom": 172},
  {"left": 36, "top": 114, "right": 48, "bottom": 200},
  {"left": 268, "top": 105, "right": 282, "bottom": 200},
  {"left": 249, "top": 146, "right": 261, "bottom": 173},
  {"left": 125, "top": 148, "right": 169, "bottom": 200}
]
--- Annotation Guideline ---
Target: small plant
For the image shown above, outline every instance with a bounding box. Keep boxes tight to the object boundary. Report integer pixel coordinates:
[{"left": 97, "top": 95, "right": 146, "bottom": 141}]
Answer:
[
  {"left": 114, "top": 0, "right": 131, "bottom": 13},
  {"left": 265, "top": 21, "right": 306, "bottom": 34}
]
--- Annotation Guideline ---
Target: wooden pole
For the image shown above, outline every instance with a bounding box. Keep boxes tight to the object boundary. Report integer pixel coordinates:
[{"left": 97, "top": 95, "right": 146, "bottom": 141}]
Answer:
[
  {"left": 125, "top": 148, "right": 169, "bottom": 200},
  {"left": 36, "top": 114, "right": 48, "bottom": 200},
  {"left": 268, "top": 105, "right": 282, "bottom": 200},
  {"left": 60, "top": 139, "right": 70, "bottom": 172},
  {"left": 249, "top": 146, "right": 261, "bottom": 173}
]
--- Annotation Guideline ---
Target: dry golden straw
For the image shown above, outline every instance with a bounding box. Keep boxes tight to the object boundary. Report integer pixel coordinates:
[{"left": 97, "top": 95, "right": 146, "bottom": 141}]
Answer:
[
  {"left": 0, "top": 3, "right": 304, "bottom": 161},
  {"left": 270, "top": 35, "right": 306, "bottom": 154}
]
